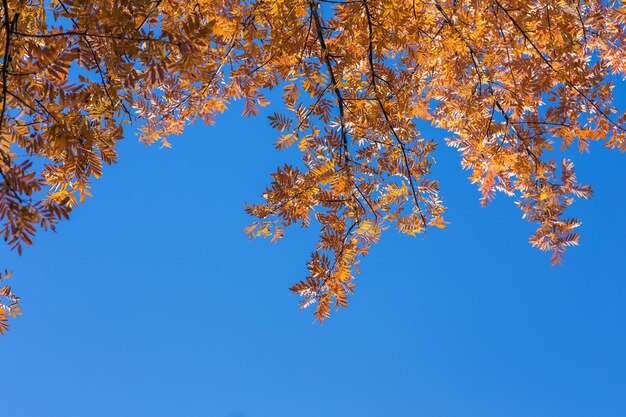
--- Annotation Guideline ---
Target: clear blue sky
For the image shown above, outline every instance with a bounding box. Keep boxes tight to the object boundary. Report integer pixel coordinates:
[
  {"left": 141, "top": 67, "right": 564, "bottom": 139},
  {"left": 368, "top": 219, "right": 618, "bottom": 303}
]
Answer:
[{"left": 1, "top": 97, "right": 625, "bottom": 416}]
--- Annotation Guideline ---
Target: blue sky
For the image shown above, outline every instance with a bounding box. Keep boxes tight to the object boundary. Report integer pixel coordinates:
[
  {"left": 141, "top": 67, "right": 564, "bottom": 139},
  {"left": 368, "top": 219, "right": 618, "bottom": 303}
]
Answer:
[{"left": 1, "top": 98, "right": 626, "bottom": 416}]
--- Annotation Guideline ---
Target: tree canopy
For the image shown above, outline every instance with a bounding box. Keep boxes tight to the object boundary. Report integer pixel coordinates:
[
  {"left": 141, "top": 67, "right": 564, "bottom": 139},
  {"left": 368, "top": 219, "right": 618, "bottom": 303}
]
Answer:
[{"left": 0, "top": 0, "right": 625, "bottom": 330}]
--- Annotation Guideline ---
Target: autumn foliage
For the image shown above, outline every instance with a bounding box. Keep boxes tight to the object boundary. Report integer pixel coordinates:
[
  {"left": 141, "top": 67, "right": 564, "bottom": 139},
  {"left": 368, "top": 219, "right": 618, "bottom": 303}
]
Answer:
[{"left": 0, "top": 0, "right": 624, "bottom": 327}]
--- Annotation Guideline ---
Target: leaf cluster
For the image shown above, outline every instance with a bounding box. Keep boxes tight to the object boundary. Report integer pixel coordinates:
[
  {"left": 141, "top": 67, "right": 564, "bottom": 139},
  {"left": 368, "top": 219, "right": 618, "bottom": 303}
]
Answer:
[{"left": 0, "top": 0, "right": 624, "bottom": 328}]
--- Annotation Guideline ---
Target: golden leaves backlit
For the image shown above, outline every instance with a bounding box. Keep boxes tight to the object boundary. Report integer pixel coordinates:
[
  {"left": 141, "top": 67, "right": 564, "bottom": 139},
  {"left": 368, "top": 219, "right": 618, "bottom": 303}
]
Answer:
[{"left": 0, "top": 0, "right": 625, "bottom": 328}]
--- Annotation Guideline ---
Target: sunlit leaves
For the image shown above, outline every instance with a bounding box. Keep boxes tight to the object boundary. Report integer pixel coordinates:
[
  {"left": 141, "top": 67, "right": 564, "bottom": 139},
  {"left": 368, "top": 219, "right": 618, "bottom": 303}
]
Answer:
[
  {"left": 0, "top": 269, "right": 19, "bottom": 335},
  {"left": 241, "top": 0, "right": 625, "bottom": 320},
  {"left": 0, "top": 0, "right": 625, "bottom": 329}
]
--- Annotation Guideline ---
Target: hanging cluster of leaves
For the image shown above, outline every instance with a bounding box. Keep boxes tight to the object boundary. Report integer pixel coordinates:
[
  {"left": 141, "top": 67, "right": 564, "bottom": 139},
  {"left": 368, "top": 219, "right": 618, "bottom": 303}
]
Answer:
[
  {"left": 0, "top": 0, "right": 624, "bottom": 326},
  {"left": 0, "top": 269, "right": 19, "bottom": 334}
]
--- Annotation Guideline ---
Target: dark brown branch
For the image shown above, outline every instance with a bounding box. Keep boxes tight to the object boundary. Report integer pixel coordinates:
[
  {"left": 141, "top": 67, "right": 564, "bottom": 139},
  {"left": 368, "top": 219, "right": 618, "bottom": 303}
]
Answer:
[
  {"left": 12, "top": 30, "right": 179, "bottom": 45},
  {"left": 363, "top": 0, "right": 426, "bottom": 225},
  {"left": 493, "top": 0, "right": 625, "bottom": 134},
  {"left": 135, "top": 0, "right": 163, "bottom": 32},
  {"left": 0, "top": 0, "right": 10, "bottom": 132},
  {"left": 433, "top": 0, "right": 541, "bottom": 167},
  {"left": 0, "top": 1, "right": 23, "bottom": 203},
  {"left": 309, "top": 0, "right": 349, "bottom": 165},
  {"left": 57, "top": 0, "right": 131, "bottom": 120}
]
